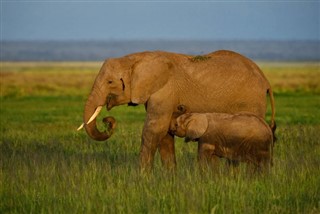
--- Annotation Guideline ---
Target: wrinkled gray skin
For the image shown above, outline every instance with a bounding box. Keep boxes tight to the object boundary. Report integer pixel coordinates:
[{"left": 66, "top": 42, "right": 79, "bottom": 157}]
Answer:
[
  {"left": 171, "top": 112, "right": 274, "bottom": 170},
  {"left": 81, "top": 50, "right": 275, "bottom": 172}
]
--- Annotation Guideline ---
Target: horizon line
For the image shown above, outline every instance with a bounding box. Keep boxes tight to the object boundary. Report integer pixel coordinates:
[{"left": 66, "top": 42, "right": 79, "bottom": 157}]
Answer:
[{"left": 2, "top": 38, "right": 320, "bottom": 43}]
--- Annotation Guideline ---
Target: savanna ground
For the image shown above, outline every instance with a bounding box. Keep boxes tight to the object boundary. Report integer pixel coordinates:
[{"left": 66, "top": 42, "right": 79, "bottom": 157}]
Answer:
[{"left": 0, "top": 61, "right": 319, "bottom": 213}]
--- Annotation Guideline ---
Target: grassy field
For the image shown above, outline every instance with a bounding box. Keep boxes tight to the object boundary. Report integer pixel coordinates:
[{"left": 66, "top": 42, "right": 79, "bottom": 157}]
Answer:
[{"left": 0, "top": 62, "right": 319, "bottom": 213}]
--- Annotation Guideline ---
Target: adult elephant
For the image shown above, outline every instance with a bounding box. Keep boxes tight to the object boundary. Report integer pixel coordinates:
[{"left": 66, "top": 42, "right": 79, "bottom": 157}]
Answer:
[{"left": 78, "top": 50, "right": 275, "bottom": 172}]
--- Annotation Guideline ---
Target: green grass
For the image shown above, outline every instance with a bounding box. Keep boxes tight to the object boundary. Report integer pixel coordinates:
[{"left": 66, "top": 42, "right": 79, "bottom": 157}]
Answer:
[
  {"left": 190, "top": 55, "right": 211, "bottom": 62},
  {"left": 1, "top": 62, "right": 320, "bottom": 213}
]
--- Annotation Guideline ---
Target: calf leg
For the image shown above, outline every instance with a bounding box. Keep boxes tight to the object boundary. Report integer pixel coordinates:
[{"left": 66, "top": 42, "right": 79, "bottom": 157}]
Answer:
[
  {"left": 258, "top": 151, "right": 272, "bottom": 173},
  {"left": 198, "top": 143, "right": 219, "bottom": 171}
]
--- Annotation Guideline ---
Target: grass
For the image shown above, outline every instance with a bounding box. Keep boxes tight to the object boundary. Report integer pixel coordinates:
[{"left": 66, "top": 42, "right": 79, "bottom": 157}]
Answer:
[
  {"left": 190, "top": 55, "right": 211, "bottom": 62},
  {"left": 1, "top": 62, "right": 320, "bottom": 213}
]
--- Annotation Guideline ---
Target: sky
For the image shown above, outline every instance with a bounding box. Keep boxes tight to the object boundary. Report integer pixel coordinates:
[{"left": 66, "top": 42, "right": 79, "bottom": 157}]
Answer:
[{"left": 1, "top": 1, "right": 319, "bottom": 41}]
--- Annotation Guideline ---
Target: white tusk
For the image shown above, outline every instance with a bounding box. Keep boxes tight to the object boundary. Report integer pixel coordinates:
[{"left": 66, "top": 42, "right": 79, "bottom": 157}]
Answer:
[
  {"left": 87, "top": 106, "right": 103, "bottom": 125},
  {"left": 77, "top": 123, "right": 84, "bottom": 131}
]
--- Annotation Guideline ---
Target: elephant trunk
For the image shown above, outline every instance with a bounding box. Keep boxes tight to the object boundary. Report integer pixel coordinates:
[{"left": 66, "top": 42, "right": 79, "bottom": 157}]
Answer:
[{"left": 83, "top": 90, "right": 112, "bottom": 141}]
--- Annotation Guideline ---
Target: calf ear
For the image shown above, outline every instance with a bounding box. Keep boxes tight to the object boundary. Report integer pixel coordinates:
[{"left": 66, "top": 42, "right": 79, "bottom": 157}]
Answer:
[{"left": 185, "top": 114, "right": 208, "bottom": 140}]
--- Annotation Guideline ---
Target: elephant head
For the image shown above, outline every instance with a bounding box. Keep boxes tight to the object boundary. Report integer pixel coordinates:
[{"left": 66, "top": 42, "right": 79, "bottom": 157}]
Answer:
[
  {"left": 172, "top": 113, "right": 208, "bottom": 142},
  {"left": 78, "top": 52, "right": 171, "bottom": 141}
]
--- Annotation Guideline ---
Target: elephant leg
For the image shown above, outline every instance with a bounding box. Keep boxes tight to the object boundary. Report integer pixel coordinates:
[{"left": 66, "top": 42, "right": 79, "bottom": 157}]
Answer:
[
  {"left": 139, "top": 85, "right": 175, "bottom": 172},
  {"left": 198, "top": 142, "right": 219, "bottom": 171},
  {"left": 139, "top": 132, "right": 160, "bottom": 173},
  {"left": 139, "top": 107, "right": 172, "bottom": 173},
  {"left": 158, "top": 133, "right": 176, "bottom": 171}
]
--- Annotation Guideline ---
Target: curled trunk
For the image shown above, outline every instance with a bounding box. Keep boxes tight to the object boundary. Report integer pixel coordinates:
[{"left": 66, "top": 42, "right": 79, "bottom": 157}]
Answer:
[{"left": 83, "top": 94, "right": 112, "bottom": 141}]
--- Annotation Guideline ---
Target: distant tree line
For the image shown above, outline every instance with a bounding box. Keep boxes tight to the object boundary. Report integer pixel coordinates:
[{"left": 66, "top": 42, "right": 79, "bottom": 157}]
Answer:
[{"left": 1, "top": 40, "right": 319, "bottom": 61}]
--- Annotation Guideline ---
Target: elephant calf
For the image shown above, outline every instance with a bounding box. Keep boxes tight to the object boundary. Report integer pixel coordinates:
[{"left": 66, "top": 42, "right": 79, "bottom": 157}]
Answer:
[{"left": 171, "top": 112, "right": 275, "bottom": 171}]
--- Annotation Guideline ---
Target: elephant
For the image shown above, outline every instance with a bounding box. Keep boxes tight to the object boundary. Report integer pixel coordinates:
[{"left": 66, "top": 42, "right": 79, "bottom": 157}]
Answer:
[
  {"left": 77, "top": 50, "right": 275, "bottom": 172},
  {"left": 170, "top": 112, "right": 275, "bottom": 171}
]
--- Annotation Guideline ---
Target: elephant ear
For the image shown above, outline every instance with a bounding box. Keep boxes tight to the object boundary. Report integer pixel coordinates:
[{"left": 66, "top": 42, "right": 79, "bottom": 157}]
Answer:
[
  {"left": 185, "top": 114, "right": 208, "bottom": 141},
  {"left": 130, "top": 54, "right": 171, "bottom": 104}
]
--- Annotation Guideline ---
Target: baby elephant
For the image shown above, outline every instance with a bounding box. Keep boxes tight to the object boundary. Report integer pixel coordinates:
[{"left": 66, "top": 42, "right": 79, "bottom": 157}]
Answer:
[{"left": 171, "top": 112, "right": 275, "bottom": 171}]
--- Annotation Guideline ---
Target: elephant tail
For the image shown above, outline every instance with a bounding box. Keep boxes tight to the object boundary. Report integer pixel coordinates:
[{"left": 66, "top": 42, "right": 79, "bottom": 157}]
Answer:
[
  {"left": 271, "top": 121, "right": 277, "bottom": 144},
  {"left": 267, "top": 87, "right": 276, "bottom": 143}
]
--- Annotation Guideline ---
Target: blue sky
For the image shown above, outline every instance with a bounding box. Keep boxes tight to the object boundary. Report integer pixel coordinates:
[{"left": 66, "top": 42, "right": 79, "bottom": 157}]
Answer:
[{"left": 1, "top": 1, "right": 319, "bottom": 41}]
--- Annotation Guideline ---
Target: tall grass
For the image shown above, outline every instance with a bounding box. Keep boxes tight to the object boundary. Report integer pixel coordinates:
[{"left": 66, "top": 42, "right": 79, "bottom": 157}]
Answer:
[{"left": 1, "top": 62, "right": 319, "bottom": 213}]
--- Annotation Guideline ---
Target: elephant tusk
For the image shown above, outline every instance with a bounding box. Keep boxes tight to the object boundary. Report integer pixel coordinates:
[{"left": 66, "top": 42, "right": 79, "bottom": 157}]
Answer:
[
  {"left": 86, "top": 106, "right": 103, "bottom": 125},
  {"left": 77, "top": 123, "right": 84, "bottom": 131}
]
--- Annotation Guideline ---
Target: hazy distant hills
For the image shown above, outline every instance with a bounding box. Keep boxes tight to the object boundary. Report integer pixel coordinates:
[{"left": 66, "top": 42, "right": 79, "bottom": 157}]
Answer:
[{"left": 1, "top": 40, "right": 319, "bottom": 61}]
